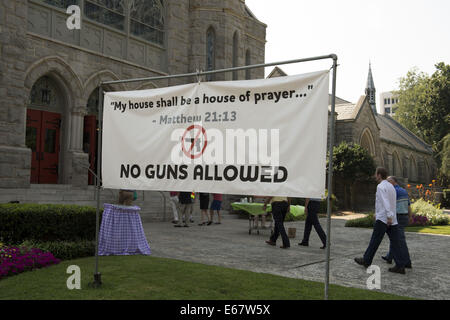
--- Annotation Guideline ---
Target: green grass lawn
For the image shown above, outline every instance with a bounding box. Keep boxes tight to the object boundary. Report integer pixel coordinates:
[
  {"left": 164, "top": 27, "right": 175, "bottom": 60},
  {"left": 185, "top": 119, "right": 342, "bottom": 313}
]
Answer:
[
  {"left": 0, "top": 255, "right": 410, "bottom": 300},
  {"left": 405, "top": 225, "right": 450, "bottom": 235}
]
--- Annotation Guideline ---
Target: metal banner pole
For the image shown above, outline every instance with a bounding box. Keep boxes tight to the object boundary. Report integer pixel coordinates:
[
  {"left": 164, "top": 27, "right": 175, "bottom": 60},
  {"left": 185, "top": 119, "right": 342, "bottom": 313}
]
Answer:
[
  {"left": 96, "top": 54, "right": 338, "bottom": 294},
  {"left": 90, "top": 85, "right": 104, "bottom": 288},
  {"left": 324, "top": 55, "right": 338, "bottom": 300}
]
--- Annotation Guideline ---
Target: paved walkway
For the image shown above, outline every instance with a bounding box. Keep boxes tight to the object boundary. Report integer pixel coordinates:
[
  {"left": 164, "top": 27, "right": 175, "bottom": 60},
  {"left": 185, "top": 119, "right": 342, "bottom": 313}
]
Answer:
[{"left": 141, "top": 214, "right": 450, "bottom": 300}]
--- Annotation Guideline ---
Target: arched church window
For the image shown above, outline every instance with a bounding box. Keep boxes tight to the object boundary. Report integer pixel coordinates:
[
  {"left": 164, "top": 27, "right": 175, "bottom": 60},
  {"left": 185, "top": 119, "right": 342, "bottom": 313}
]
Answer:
[
  {"left": 232, "top": 31, "right": 239, "bottom": 80},
  {"left": 84, "top": 0, "right": 126, "bottom": 31},
  {"left": 38, "top": 0, "right": 79, "bottom": 9},
  {"left": 29, "top": 76, "right": 62, "bottom": 113},
  {"left": 359, "top": 128, "right": 375, "bottom": 157},
  {"left": 206, "top": 26, "right": 216, "bottom": 81},
  {"left": 392, "top": 152, "right": 402, "bottom": 178},
  {"left": 130, "top": 0, "right": 165, "bottom": 45},
  {"left": 411, "top": 157, "right": 418, "bottom": 182}
]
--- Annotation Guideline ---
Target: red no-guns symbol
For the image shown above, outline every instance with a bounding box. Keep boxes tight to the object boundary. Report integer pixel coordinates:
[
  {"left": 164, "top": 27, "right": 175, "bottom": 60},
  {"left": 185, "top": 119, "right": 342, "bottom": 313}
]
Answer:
[{"left": 181, "top": 125, "right": 208, "bottom": 159}]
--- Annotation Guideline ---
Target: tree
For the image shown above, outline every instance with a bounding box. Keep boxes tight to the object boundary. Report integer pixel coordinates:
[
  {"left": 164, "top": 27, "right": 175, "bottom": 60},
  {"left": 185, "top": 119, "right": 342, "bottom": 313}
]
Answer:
[
  {"left": 328, "top": 142, "right": 376, "bottom": 210},
  {"left": 393, "top": 63, "right": 450, "bottom": 186}
]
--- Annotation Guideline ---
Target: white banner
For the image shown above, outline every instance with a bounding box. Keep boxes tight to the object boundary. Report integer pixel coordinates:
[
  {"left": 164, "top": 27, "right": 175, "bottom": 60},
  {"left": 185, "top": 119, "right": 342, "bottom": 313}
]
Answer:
[{"left": 102, "top": 70, "right": 329, "bottom": 198}]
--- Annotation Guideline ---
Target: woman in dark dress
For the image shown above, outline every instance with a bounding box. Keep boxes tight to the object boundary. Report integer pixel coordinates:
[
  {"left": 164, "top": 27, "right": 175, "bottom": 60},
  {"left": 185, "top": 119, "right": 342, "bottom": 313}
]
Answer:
[{"left": 198, "top": 193, "right": 211, "bottom": 225}]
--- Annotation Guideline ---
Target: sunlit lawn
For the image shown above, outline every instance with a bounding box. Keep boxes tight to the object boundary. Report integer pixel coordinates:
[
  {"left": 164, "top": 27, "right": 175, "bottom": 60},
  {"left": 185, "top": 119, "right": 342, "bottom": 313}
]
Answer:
[
  {"left": 0, "top": 255, "right": 411, "bottom": 300},
  {"left": 405, "top": 225, "right": 450, "bottom": 235}
]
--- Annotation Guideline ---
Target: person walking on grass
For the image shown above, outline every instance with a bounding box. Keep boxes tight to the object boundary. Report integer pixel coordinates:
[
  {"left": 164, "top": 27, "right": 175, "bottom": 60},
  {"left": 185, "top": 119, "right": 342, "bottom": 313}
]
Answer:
[
  {"left": 175, "top": 191, "right": 192, "bottom": 228},
  {"left": 198, "top": 193, "right": 211, "bottom": 226},
  {"left": 354, "top": 167, "right": 408, "bottom": 274},
  {"left": 382, "top": 176, "right": 412, "bottom": 268},
  {"left": 209, "top": 193, "right": 223, "bottom": 224},
  {"left": 298, "top": 198, "right": 327, "bottom": 249},
  {"left": 265, "top": 196, "right": 290, "bottom": 249}
]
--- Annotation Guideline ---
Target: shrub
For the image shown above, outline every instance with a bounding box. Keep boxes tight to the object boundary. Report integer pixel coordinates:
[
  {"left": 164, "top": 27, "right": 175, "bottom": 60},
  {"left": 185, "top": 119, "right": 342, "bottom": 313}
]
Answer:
[
  {"left": 285, "top": 211, "right": 306, "bottom": 222},
  {"left": 20, "top": 240, "right": 96, "bottom": 261},
  {"left": 409, "top": 214, "right": 430, "bottom": 226},
  {"left": 345, "top": 213, "right": 375, "bottom": 228},
  {"left": 442, "top": 189, "right": 450, "bottom": 209},
  {"left": 411, "top": 199, "right": 449, "bottom": 225},
  {"left": 0, "top": 203, "right": 103, "bottom": 245},
  {"left": 0, "top": 245, "right": 60, "bottom": 280}
]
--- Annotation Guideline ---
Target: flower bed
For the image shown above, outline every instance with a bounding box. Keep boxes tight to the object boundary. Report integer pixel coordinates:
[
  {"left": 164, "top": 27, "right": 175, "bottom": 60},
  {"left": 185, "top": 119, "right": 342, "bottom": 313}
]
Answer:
[{"left": 0, "top": 245, "right": 60, "bottom": 280}]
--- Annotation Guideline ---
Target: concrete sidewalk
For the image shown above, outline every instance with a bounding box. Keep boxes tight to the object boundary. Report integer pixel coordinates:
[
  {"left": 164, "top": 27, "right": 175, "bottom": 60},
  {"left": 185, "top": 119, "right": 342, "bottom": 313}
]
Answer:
[{"left": 142, "top": 215, "right": 450, "bottom": 300}]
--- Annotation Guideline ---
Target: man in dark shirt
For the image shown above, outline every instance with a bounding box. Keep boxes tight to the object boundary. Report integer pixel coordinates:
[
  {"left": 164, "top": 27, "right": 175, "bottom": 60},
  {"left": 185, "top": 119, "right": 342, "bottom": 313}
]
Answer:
[{"left": 175, "top": 192, "right": 192, "bottom": 227}]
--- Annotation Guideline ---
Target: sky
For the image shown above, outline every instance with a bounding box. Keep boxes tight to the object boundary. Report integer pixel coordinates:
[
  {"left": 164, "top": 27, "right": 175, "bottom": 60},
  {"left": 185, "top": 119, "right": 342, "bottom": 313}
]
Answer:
[{"left": 245, "top": 0, "right": 450, "bottom": 108}]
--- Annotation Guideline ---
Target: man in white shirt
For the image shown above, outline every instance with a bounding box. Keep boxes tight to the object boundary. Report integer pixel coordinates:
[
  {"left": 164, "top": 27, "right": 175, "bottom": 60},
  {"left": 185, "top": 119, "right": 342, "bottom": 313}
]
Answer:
[{"left": 354, "top": 167, "right": 407, "bottom": 274}]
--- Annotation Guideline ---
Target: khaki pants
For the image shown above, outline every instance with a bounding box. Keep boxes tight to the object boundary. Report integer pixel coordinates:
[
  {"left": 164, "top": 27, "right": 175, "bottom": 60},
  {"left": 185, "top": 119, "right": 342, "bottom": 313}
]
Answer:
[{"left": 178, "top": 203, "right": 193, "bottom": 225}]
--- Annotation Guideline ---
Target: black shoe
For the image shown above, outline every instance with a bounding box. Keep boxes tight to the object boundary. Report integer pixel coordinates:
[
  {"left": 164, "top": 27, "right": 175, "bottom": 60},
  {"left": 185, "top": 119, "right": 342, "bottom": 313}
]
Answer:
[
  {"left": 280, "top": 245, "right": 290, "bottom": 249},
  {"left": 381, "top": 255, "right": 392, "bottom": 264},
  {"left": 174, "top": 224, "right": 182, "bottom": 227},
  {"left": 388, "top": 266, "right": 405, "bottom": 274},
  {"left": 354, "top": 257, "right": 369, "bottom": 268},
  {"left": 207, "top": 221, "right": 212, "bottom": 226},
  {"left": 198, "top": 222, "right": 206, "bottom": 226},
  {"left": 405, "top": 263, "right": 412, "bottom": 269},
  {"left": 183, "top": 224, "right": 189, "bottom": 227},
  {"left": 298, "top": 242, "right": 309, "bottom": 247},
  {"left": 172, "top": 220, "right": 179, "bottom": 224},
  {"left": 265, "top": 240, "right": 276, "bottom": 246}
]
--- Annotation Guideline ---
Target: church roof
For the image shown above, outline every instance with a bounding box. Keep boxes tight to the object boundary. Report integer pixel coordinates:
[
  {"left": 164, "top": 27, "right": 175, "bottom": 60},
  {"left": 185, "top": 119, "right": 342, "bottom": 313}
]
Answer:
[
  {"left": 366, "top": 63, "right": 375, "bottom": 90},
  {"left": 329, "top": 97, "right": 433, "bottom": 154},
  {"left": 267, "top": 66, "right": 288, "bottom": 78},
  {"left": 375, "top": 114, "right": 433, "bottom": 154}
]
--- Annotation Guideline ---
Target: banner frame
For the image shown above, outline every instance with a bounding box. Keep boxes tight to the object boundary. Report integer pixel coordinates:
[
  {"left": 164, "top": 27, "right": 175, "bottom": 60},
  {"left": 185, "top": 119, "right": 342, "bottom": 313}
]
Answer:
[{"left": 93, "top": 54, "right": 338, "bottom": 300}]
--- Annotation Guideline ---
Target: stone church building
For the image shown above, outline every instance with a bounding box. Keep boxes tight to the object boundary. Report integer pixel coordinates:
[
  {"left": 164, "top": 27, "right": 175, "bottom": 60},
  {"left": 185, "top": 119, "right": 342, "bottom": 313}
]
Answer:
[
  {"left": 269, "top": 65, "right": 436, "bottom": 209},
  {"left": 0, "top": 1, "right": 436, "bottom": 212},
  {"left": 0, "top": 0, "right": 266, "bottom": 190}
]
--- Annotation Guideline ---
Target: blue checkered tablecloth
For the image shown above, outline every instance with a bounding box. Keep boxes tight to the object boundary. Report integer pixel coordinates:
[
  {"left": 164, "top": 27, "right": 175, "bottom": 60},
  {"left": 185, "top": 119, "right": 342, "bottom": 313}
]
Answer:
[{"left": 98, "top": 204, "right": 151, "bottom": 256}]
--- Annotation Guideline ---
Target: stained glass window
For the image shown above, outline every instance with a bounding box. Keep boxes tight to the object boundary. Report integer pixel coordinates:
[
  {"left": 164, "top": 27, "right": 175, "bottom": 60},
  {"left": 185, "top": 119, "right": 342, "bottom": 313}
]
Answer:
[
  {"left": 84, "top": 0, "right": 125, "bottom": 31},
  {"left": 206, "top": 27, "right": 215, "bottom": 81},
  {"left": 29, "top": 76, "right": 61, "bottom": 108},
  {"left": 130, "top": 0, "right": 165, "bottom": 45},
  {"left": 37, "top": 0, "right": 79, "bottom": 9}
]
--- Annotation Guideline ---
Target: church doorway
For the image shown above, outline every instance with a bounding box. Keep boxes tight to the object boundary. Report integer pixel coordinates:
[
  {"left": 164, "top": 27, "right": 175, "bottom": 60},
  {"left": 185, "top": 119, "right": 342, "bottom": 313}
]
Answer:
[
  {"left": 26, "top": 109, "right": 61, "bottom": 183},
  {"left": 26, "top": 76, "right": 64, "bottom": 184},
  {"left": 83, "top": 88, "right": 100, "bottom": 185}
]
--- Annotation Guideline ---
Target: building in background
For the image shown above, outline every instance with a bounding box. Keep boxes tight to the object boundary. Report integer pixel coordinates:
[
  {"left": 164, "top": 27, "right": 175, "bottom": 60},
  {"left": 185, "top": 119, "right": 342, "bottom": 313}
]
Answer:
[
  {"left": 269, "top": 64, "right": 437, "bottom": 210},
  {"left": 379, "top": 91, "right": 399, "bottom": 116}
]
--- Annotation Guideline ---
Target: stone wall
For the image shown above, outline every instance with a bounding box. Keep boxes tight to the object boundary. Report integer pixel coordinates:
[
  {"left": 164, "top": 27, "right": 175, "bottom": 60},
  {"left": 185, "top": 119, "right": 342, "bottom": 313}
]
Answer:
[{"left": 0, "top": 0, "right": 266, "bottom": 189}]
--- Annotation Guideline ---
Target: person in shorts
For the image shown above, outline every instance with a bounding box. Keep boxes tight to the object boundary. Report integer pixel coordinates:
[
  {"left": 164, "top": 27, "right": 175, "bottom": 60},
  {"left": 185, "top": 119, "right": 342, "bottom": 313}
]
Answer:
[{"left": 209, "top": 193, "right": 223, "bottom": 224}]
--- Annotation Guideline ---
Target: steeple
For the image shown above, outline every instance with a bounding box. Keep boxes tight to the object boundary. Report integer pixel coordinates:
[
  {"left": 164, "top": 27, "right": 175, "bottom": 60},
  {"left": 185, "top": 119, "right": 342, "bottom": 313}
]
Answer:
[{"left": 365, "top": 62, "right": 376, "bottom": 113}]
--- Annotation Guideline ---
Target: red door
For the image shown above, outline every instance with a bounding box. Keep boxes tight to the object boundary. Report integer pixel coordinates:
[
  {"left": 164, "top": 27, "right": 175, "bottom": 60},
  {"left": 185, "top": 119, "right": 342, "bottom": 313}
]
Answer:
[
  {"left": 26, "top": 109, "right": 61, "bottom": 184},
  {"left": 83, "top": 115, "right": 97, "bottom": 185}
]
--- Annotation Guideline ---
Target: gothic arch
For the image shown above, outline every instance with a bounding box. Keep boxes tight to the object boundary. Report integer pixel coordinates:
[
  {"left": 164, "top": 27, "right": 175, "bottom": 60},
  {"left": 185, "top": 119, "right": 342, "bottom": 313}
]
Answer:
[
  {"left": 408, "top": 154, "right": 418, "bottom": 182},
  {"left": 25, "top": 56, "right": 83, "bottom": 108},
  {"left": 424, "top": 158, "right": 430, "bottom": 183},
  {"left": 206, "top": 25, "right": 216, "bottom": 81},
  {"left": 392, "top": 150, "right": 403, "bottom": 178},
  {"left": 83, "top": 70, "right": 125, "bottom": 102},
  {"left": 359, "top": 128, "right": 376, "bottom": 157}
]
